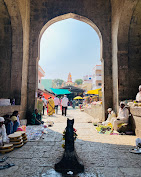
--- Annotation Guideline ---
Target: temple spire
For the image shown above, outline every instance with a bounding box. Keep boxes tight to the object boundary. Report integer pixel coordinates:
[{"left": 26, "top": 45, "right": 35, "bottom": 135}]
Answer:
[{"left": 67, "top": 72, "right": 72, "bottom": 82}]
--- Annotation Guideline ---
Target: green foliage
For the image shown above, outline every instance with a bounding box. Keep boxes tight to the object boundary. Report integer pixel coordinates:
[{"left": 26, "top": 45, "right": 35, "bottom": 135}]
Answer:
[
  {"left": 75, "top": 79, "right": 83, "bottom": 85},
  {"left": 53, "top": 79, "right": 64, "bottom": 88}
]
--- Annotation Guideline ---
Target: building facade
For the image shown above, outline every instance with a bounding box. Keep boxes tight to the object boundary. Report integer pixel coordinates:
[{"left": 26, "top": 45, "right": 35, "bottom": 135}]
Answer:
[
  {"left": 92, "top": 65, "right": 102, "bottom": 90},
  {"left": 38, "top": 65, "right": 45, "bottom": 91},
  {"left": 81, "top": 75, "right": 92, "bottom": 91},
  {"left": 38, "top": 66, "right": 55, "bottom": 99}
]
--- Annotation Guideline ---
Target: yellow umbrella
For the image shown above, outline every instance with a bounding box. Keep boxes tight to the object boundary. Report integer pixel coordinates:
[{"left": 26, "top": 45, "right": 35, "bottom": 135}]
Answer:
[{"left": 74, "top": 96, "right": 83, "bottom": 100}]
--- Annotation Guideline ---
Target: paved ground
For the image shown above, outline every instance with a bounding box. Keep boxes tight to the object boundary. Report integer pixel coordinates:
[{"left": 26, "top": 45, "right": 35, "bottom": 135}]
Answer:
[{"left": 0, "top": 107, "right": 141, "bottom": 177}]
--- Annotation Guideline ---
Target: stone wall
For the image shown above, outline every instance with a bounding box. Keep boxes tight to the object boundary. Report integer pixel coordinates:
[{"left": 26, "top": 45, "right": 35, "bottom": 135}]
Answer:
[
  {"left": 130, "top": 107, "right": 141, "bottom": 137},
  {"left": 0, "top": 0, "right": 30, "bottom": 119},
  {"left": 0, "top": 0, "right": 24, "bottom": 105},
  {"left": 128, "top": 0, "right": 141, "bottom": 99},
  {"left": 111, "top": 0, "right": 138, "bottom": 111},
  {"left": 116, "top": 0, "right": 138, "bottom": 101},
  {"left": 0, "top": 105, "right": 20, "bottom": 116},
  {"left": 0, "top": 0, "right": 12, "bottom": 99},
  {"left": 4, "top": 0, "right": 23, "bottom": 105},
  {"left": 84, "top": 105, "right": 103, "bottom": 123}
]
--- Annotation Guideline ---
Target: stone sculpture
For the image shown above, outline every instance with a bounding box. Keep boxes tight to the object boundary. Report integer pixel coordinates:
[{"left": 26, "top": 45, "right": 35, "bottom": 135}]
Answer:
[{"left": 55, "top": 118, "right": 84, "bottom": 175}]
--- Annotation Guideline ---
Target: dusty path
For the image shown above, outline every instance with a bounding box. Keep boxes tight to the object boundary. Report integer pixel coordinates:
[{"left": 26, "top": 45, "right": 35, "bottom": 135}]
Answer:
[{"left": 0, "top": 107, "right": 140, "bottom": 177}]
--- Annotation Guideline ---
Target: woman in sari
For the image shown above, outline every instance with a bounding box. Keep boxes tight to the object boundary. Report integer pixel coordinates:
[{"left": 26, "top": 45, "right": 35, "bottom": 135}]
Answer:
[{"left": 47, "top": 97, "right": 55, "bottom": 116}]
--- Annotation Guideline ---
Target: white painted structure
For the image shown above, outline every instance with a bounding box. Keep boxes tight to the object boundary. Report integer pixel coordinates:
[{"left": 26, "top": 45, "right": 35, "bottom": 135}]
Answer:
[
  {"left": 38, "top": 65, "right": 45, "bottom": 90},
  {"left": 92, "top": 65, "right": 102, "bottom": 90}
]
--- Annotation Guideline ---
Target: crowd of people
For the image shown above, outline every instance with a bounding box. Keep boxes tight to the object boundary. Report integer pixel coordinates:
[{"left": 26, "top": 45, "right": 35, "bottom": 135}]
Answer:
[
  {"left": 0, "top": 94, "right": 69, "bottom": 146},
  {"left": 31, "top": 95, "right": 69, "bottom": 125},
  {"left": 0, "top": 85, "right": 141, "bottom": 148},
  {"left": 98, "top": 85, "right": 141, "bottom": 134}
]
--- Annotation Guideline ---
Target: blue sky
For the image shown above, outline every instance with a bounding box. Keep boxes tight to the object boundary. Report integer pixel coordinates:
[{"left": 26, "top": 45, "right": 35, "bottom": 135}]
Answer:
[{"left": 39, "top": 18, "right": 100, "bottom": 82}]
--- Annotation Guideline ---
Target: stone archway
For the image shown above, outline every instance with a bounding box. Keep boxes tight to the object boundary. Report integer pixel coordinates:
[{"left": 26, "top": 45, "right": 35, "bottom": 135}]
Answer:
[
  {"left": 27, "top": 0, "right": 113, "bottom": 120},
  {"left": 38, "top": 13, "right": 105, "bottom": 118},
  {"left": 38, "top": 13, "right": 103, "bottom": 61}
]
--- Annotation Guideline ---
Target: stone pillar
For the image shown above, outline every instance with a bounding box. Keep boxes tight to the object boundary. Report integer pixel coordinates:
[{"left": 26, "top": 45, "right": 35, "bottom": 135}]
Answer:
[
  {"left": 9, "top": 3, "right": 23, "bottom": 105},
  {"left": 102, "top": 41, "right": 113, "bottom": 120},
  {"left": 111, "top": 0, "right": 125, "bottom": 113},
  {"left": 0, "top": 0, "right": 12, "bottom": 99},
  {"left": 117, "top": 51, "right": 129, "bottom": 101},
  {"left": 27, "top": 38, "right": 38, "bottom": 116},
  {"left": 18, "top": 0, "right": 30, "bottom": 118}
]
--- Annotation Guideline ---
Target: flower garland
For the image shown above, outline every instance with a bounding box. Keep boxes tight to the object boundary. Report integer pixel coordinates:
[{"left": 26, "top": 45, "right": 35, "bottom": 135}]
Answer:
[{"left": 62, "top": 128, "right": 78, "bottom": 149}]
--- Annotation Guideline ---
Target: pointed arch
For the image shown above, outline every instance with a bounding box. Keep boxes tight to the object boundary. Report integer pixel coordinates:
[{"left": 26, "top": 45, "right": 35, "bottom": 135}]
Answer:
[
  {"left": 38, "top": 13, "right": 103, "bottom": 62},
  {"left": 37, "top": 13, "right": 106, "bottom": 119}
]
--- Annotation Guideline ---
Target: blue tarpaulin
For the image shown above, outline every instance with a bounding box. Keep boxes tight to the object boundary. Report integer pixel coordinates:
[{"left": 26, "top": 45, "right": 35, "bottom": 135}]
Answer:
[{"left": 51, "top": 88, "right": 71, "bottom": 95}]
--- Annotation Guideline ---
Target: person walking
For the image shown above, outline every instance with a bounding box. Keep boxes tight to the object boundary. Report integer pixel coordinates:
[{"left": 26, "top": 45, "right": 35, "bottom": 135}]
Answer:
[
  {"left": 72, "top": 100, "right": 76, "bottom": 109},
  {"left": 54, "top": 95, "right": 60, "bottom": 114},
  {"left": 47, "top": 97, "right": 55, "bottom": 116},
  {"left": 61, "top": 95, "right": 69, "bottom": 116},
  {"left": 42, "top": 96, "right": 47, "bottom": 115},
  {"left": 37, "top": 96, "right": 43, "bottom": 115}
]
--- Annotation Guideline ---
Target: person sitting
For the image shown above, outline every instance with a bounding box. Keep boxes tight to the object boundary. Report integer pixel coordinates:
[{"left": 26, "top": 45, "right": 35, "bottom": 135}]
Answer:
[
  {"left": 11, "top": 116, "right": 20, "bottom": 133},
  {"left": 11, "top": 110, "right": 20, "bottom": 126},
  {"left": 0, "top": 117, "right": 7, "bottom": 146},
  {"left": 136, "top": 85, "right": 141, "bottom": 102},
  {"left": 3, "top": 114, "right": 13, "bottom": 135},
  {"left": 31, "top": 109, "right": 44, "bottom": 125},
  {"left": 111, "top": 102, "right": 129, "bottom": 131},
  {"left": 102, "top": 108, "right": 116, "bottom": 125}
]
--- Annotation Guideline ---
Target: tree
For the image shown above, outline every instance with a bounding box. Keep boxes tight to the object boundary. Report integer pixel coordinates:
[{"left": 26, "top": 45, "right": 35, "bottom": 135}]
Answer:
[
  {"left": 53, "top": 79, "right": 65, "bottom": 88},
  {"left": 75, "top": 79, "right": 83, "bottom": 85}
]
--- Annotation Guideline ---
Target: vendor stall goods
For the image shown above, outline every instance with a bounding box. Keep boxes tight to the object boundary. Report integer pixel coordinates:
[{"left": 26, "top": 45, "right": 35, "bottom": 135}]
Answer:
[{"left": 0, "top": 144, "right": 14, "bottom": 154}]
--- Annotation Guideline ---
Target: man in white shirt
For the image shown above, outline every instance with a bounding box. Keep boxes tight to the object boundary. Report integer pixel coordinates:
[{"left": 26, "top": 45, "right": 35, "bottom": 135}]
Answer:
[
  {"left": 0, "top": 117, "right": 7, "bottom": 146},
  {"left": 136, "top": 85, "right": 141, "bottom": 102},
  {"left": 112, "top": 102, "right": 129, "bottom": 131},
  {"left": 61, "top": 95, "right": 69, "bottom": 116},
  {"left": 54, "top": 95, "right": 60, "bottom": 114},
  {"left": 42, "top": 96, "right": 47, "bottom": 115},
  {"left": 102, "top": 108, "right": 116, "bottom": 125}
]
